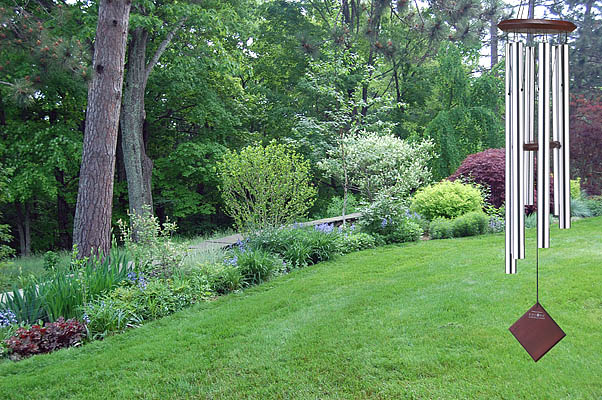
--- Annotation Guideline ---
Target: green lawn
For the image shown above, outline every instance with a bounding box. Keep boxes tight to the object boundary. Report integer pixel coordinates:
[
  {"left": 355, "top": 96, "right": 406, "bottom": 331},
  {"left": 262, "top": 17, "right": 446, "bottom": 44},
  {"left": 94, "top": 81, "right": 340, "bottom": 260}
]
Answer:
[{"left": 1, "top": 218, "right": 601, "bottom": 399}]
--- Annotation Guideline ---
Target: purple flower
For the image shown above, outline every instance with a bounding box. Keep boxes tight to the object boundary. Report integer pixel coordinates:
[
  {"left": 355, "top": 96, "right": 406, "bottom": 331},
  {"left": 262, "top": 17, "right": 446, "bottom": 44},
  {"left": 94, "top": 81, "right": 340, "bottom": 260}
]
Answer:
[
  {"left": 381, "top": 218, "right": 388, "bottom": 228},
  {"left": 226, "top": 256, "right": 238, "bottom": 266},
  {"left": 315, "top": 223, "right": 334, "bottom": 233},
  {"left": 82, "top": 313, "right": 90, "bottom": 325}
]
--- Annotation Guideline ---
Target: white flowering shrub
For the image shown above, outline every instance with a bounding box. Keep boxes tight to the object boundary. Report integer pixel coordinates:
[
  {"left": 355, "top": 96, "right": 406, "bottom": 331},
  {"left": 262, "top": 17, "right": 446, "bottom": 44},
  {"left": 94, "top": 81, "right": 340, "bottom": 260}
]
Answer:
[{"left": 319, "top": 132, "right": 434, "bottom": 202}]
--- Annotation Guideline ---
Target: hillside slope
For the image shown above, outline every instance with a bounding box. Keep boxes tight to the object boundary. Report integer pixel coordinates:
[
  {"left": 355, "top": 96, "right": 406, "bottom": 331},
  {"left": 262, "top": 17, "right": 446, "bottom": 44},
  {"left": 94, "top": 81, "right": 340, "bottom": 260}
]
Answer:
[{"left": 1, "top": 218, "right": 601, "bottom": 399}]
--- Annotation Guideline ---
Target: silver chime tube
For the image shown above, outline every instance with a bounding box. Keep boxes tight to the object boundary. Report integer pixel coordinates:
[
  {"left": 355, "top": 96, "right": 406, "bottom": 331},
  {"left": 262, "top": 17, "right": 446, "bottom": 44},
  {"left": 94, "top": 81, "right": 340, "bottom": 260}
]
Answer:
[
  {"left": 552, "top": 46, "right": 560, "bottom": 216},
  {"left": 524, "top": 46, "right": 535, "bottom": 206},
  {"left": 538, "top": 42, "right": 551, "bottom": 249},
  {"left": 505, "top": 42, "right": 516, "bottom": 274},
  {"left": 512, "top": 42, "right": 525, "bottom": 260},
  {"left": 560, "top": 43, "right": 571, "bottom": 229}
]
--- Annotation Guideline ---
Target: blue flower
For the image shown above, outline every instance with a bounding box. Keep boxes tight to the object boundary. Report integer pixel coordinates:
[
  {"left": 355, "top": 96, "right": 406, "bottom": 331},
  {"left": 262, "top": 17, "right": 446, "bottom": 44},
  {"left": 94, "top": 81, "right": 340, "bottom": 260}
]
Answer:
[
  {"left": 226, "top": 255, "right": 238, "bottom": 266},
  {"left": 82, "top": 313, "right": 90, "bottom": 324},
  {"left": 381, "top": 218, "right": 388, "bottom": 228},
  {"left": 0, "top": 309, "right": 17, "bottom": 327},
  {"left": 315, "top": 223, "right": 334, "bottom": 233}
]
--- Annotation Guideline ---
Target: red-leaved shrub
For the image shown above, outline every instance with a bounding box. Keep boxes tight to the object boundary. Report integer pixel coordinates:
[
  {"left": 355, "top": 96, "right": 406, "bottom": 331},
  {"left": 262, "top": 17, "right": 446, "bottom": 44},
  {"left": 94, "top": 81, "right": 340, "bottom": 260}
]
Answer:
[
  {"left": 449, "top": 148, "right": 505, "bottom": 208},
  {"left": 4, "top": 318, "right": 86, "bottom": 360}
]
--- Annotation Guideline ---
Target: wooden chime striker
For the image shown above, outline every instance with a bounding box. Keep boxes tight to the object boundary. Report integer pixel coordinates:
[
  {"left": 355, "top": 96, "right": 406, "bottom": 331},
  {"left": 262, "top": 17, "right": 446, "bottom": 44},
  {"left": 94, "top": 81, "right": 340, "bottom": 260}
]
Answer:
[{"left": 498, "top": 18, "right": 576, "bottom": 362}]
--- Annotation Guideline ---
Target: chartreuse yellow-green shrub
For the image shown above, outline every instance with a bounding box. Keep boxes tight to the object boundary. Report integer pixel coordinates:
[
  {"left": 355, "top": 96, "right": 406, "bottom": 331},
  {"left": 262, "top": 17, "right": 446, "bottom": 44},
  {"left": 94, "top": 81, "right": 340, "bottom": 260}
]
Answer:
[
  {"left": 411, "top": 180, "right": 483, "bottom": 220},
  {"left": 217, "top": 142, "right": 317, "bottom": 231}
]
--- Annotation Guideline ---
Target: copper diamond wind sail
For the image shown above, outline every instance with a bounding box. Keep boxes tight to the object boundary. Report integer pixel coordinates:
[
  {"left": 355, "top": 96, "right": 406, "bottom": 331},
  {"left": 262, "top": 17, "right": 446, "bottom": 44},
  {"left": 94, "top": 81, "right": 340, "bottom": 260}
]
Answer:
[{"left": 498, "top": 18, "right": 576, "bottom": 361}]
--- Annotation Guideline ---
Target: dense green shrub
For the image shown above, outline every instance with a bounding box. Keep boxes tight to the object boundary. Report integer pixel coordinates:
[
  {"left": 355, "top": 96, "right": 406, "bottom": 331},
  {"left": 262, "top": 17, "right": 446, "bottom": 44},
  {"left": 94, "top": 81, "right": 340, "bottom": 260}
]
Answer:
[
  {"left": 360, "top": 194, "right": 423, "bottom": 244},
  {"left": 82, "top": 298, "right": 141, "bottom": 340},
  {"left": 230, "top": 248, "right": 283, "bottom": 285},
  {"left": 203, "top": 263, "right": 245, "bottom": 294},
  {"left": 218, "top": 142, "right": 317, "bottom": 230},
  {"left": 339, "top": 232, "right": 376, "bottom": 253},
  {"left": 411, "top": 180, "right": 483, "bottom": 220},
  {"left": 585, "top": 196, "right": 602, "bottom": 217},
  {"left": 325, "top": 194, "right": 360, "bottom": 218},
  {"left": 429, "top": 218, "right": 454, "bottom": 239},
  {"left": 245, "top": 224, "right": 341, "bottom": 268},
  {"left": 451, "top": 211, "right": 488, "bottom": 237}
]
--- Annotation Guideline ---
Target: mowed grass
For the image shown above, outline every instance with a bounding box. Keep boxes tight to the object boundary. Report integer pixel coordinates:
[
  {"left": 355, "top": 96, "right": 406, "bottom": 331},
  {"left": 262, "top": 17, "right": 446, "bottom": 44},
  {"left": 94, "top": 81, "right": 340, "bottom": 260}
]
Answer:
[{"left": 0, "top": 218, "right": 601, "bottom": 399}]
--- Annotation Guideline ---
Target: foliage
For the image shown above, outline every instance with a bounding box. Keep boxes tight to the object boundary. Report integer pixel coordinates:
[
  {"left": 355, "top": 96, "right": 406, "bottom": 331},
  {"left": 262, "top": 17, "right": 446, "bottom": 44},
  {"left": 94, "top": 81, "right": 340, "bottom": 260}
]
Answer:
[
  {"left": 424, "top": 44, "right": 504, "bottom": 179},
  {"left": 0, "top": 252, "right": 132, "bottom": 324},
  {"left": 245, "top": 224, "right": 341, "bottom": 268},
  {"left": 320, "top": 133, "right": 433, "bottom": 202},
  {"left": 217, "top": 142, "right": 317, "bottom": 231},
  {"left": 4, "top": 318, "right": 85, "bottom": 360},
  {"left": 324, "top": 194, "right": 360, "bottom": 218},
  {"left": 449, "top": 148, "right": 505, "bottom": 208},
  {"left": 570, "top": 178, "right": 582, "bottom": 200},
  {"left": 360, "top": 194, "right": 423, "bottom": 244},
  {"left": 571, "top": 197, "right": 592, "bottom": 218},
  {"left": 429, "top": 218, "right": 454, "bottom": 240},
  {"left": 570, "top": 96, "right": 602, "bottom": 195},
  {"left": 584, "top": 196, "right": 602, "bottom": 217},
  {"left": 411, "top": 180, "right": 484, "bottom": 220},
  {"left": 117, "top": 207, "right": 186, "bottom": 278},
  {"left": 81, "top": 298, "right": 141, "bottom": 340},
  {"left": 487, "top": 216, "right": 505, "bottom": 234},
  {"left": 43, "top": 251, "right": 60, "bottom": 272},
  {"left": 228, "top": 248, "right": 283, "bottom": 286},
  {"left": 339, "top": 232, "right": 376, "bottom": 254},
  {"left": 451, "top": 211, "right": 489, "bottom": 237},
  {"left": 202, "top": 263, "right": 245, "bottom": 295}
]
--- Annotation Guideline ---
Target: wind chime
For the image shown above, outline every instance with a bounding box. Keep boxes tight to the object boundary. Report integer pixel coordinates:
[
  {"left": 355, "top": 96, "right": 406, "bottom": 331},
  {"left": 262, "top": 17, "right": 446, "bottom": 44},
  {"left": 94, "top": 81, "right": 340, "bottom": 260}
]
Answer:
[{"left": 498, "top": 18, "right": 576, "bottom": 362}]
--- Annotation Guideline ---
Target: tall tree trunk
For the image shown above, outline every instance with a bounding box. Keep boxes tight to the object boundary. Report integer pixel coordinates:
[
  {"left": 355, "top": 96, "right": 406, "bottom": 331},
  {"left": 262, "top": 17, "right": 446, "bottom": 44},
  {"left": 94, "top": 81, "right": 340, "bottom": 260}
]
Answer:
[
  {"left": 55, "top": 169, "right": 71, "bottom": 249},
  {"left": 120, "top": 19, "right": 185, "bottom": 220},
  {"left": 15, "top": 202, "right": 31, "bottom": 256},
  {"left": 490, "top": 12, "right": 498, "bottom": 68},
  {"left": 121, "top": 28, "right": 153, "bottom": 218},
  {"left": 73, "top": 0, "right": 131, "bottom": 258}
]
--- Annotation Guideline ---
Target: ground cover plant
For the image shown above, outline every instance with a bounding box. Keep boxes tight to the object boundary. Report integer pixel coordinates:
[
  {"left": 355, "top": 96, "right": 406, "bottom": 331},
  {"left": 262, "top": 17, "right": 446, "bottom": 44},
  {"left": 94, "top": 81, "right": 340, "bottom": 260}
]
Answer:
[{"left": 0, "top": 217, "right": 599, "bottom": 398}]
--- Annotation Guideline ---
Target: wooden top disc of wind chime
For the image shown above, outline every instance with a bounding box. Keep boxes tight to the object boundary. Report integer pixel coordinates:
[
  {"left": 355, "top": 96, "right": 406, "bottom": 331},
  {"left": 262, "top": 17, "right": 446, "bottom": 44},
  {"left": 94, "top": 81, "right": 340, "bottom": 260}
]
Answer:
[{"left": 498, "top": 19, "right": 577, "bottom": 34}]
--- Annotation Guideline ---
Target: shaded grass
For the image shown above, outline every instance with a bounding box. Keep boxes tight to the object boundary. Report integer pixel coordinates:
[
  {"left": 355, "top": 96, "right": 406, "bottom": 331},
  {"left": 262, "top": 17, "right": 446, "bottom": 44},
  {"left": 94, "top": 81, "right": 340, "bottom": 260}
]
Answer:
[
  {"left": 0, "top": 218, "right": 601, "bottom": 399},
  {"left": 0, "top": 251, "right": 71, "bottom": 292}
]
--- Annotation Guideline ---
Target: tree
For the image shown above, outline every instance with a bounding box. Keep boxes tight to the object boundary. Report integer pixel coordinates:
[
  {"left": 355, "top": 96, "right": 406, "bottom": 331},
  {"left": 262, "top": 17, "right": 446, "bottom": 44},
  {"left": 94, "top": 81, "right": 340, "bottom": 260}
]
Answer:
[
  {"left": 217, "top": 142, "right": 317, "bottom": 231},
  {"left": 319, "top": 132, "right": 434, "bottom": 203},
  {"left": 73, "top": 0, "right": 131, "bottom": 258}
]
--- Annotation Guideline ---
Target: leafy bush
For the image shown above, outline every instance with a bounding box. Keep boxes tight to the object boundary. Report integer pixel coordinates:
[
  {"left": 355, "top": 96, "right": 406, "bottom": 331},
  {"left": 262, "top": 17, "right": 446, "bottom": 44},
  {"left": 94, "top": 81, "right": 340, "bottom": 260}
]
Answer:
[
  {"left": 585, "top": 196, "right": 602, "bottom": 217},
  {"left": 360, "top": 194, "right": 423, "bottom": 244},
  {"left": 1, "top": 283, "right": 48, "bottom": 324},
  {"left": 411, "top": 180, "right": 483, "bottom": 220},
  {"left": 203, "top": 263, "right": 245, "bottom": 294},
  {"left": 487, "top": 216, "right": 505, "bottom": 233},
  {"left": 319, "top": 132, "right": 433, "bottom": 202},
  {"left": 448, "top": 148, "right": 505, "bottom": 208},
  {"left": 229, "top": 248, "right": 283, "bottom": 285},
  {"left": 43, "top": 251, "right": 60, "bottom": 271},
  {"left": 4, "top": 318, "right": 85, "bottom": 360},
  {"left": 117, "top": 207, "right": 186, "bottom": 279},
  {"left": 339, "top": 232, "right": 376, "bottom": 253},
  {"left": 245, "top": 224, "right": 341, "bottom": 268},
  {"left": 81, "top": 299, "right": 141, "bottom": 340},
  {"left": 325, "top": 194, "right": 360, "bottom": 218},
  {"left": 451, "top": 211, "right": 488, "bottom": 237},
  {"left": 570, "top": 178, "right": 582, "bottom": 200},
  {"left": 429, "top": 218, "right": 454, "bottom": 239},
  {"left": 218, "top": 142, "right": 317, "bottom": 231},
  {"left": 570, "top": 95, "right": 602, "bottom": 195}
]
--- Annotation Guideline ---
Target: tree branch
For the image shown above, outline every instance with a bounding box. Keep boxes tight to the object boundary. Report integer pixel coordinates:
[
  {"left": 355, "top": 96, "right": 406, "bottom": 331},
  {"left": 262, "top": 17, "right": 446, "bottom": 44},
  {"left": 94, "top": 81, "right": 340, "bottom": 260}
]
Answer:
[{"left": 144, "top": 17, "right": 187, "bottom": 84}]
